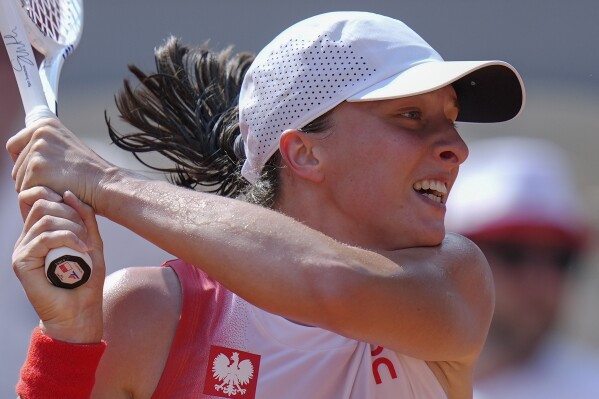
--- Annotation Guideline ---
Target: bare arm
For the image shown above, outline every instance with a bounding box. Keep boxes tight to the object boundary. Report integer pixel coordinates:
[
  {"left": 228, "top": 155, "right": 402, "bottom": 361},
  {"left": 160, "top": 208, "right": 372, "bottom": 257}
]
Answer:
[
  {"left": 9, "top": 119, "right": 493, "bottom": 363},
  {"left": 97, "top": 168, "right": 493, "bottom": 361}
]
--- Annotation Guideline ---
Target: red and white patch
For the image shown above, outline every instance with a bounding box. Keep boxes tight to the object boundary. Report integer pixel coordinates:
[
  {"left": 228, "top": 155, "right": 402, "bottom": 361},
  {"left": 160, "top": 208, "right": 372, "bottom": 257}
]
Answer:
[{"left": 203, "top": 345, "right": 261, "bottom": 398}]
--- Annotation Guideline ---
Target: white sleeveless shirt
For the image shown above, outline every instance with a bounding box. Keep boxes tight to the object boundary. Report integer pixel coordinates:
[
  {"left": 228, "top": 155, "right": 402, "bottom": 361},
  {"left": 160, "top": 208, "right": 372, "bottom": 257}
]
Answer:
[{"left": 152, "top": 260, "right": 446, "bottom": 399}]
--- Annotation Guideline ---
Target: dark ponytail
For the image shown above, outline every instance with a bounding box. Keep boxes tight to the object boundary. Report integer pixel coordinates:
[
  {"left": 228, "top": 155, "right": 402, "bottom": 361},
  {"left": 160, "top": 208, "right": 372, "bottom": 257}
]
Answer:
[{"left": 106, "top": 36, "right": 254, "bottom": 198}]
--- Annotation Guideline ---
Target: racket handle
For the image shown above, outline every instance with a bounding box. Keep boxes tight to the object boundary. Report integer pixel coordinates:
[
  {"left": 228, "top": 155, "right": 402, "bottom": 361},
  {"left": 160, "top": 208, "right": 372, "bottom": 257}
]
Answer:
[
  {"left": 25, "top": 105, "right": 56, "bottom": 126},
  {"left": 45, "top": 247, "right": 93, "bottom": 289}
]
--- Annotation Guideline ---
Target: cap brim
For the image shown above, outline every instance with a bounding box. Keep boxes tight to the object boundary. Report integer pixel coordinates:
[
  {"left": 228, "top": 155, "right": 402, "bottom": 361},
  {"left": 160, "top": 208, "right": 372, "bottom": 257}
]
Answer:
[{"left": 347, "top": 61, "right": 525, "bottom": 123}]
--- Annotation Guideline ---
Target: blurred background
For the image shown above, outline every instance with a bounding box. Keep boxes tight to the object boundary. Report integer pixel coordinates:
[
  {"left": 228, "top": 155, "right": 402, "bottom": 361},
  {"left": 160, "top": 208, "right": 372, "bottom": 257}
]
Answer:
[{"left": 1, "top": 0, "right": 598, "bottom": 396}]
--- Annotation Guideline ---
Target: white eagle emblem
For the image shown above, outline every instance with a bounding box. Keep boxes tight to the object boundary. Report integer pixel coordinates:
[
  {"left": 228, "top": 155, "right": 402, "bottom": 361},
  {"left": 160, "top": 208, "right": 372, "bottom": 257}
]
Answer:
[{"left": 212, "top": 351, "right": 254, "bottom": 396}]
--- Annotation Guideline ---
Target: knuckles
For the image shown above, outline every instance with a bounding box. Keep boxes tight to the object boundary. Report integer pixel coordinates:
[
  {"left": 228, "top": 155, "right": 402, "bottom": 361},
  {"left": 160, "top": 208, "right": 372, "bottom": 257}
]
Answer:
[
  {"left": 27, "top": 200, "right": 54, "bottom": 221},
  {"left": 36, "top": 214, "right": 57, "bottom": 231}
]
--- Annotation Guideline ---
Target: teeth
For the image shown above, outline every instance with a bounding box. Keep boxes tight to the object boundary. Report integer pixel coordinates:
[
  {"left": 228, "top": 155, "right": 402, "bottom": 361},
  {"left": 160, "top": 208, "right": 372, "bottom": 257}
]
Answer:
[
  {"left": 424, "top": 193, "right": 442, "bottom": 203},
  {"left": 413, "top": 179, "right": 447, "bottom": 194},
  {"left": 412, "top": 179, "right": 448, "bottom": 203},
  {"left": 436, "top": 181, "right": 448, "bottom": 194}
]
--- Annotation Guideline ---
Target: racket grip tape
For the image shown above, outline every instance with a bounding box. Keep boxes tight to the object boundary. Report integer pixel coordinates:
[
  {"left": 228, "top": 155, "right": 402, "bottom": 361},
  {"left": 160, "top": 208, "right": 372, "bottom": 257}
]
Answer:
[
  {"left": 44, "top": 247, "right": 93, "bottom": 289},
  {"left": 25, "top": 105, "right": 57, "bottom": 126}
]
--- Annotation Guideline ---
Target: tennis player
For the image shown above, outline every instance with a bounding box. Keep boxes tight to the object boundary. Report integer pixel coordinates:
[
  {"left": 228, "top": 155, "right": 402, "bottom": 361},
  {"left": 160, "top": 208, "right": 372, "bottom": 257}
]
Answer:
[{"left": 9, "top": 11, "right": 524, "bottom": 399}]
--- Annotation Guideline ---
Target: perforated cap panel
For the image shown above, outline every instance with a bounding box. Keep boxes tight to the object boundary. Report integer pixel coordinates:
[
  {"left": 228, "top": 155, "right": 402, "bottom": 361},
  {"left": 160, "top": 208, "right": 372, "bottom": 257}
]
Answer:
[{"left": 242, "top": 34, "right": 376, "bottom": 161}]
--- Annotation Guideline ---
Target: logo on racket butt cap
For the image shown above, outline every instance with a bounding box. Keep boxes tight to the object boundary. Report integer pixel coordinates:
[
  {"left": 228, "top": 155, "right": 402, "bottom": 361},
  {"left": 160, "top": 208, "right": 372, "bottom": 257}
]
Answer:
[{"left": 45, "top": 247, "right": 92, "bottom": 289}]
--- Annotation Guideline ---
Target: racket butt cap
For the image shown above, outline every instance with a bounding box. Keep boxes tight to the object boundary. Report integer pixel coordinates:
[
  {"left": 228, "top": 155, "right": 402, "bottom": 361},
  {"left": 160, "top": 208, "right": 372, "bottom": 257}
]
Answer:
[{"left": 45, "top": 247, "right": 93, "bottom": 289}]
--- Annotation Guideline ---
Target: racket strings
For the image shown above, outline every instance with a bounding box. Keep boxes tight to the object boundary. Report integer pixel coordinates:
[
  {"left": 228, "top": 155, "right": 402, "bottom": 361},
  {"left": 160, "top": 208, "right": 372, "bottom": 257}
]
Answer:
[{"left": 22, "top": 0, "right": 82, "bottom": 45}]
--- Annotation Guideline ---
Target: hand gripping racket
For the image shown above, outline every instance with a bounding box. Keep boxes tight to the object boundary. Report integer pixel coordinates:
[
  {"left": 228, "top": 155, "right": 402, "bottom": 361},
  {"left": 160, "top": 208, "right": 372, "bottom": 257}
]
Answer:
[{"left": 0, "top": 0, "right": 91, "bottom": 289}]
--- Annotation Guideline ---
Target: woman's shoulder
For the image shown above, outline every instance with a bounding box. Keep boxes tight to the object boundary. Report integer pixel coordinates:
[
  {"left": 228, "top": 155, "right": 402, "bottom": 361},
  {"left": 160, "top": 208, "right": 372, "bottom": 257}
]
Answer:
[
  {"left": 104, "top": 265, "right": 182, "bottom": 318},
  {"left": 442, "top": 231, "right": 485, "bottom": 255},
  {"left": 386, "top": 231, "right": 489, "bottom": 274},
  {"left": 103, "top": 265, "right": 182, "bottom": 351},
  {"left": 96, "top": 266, "right": 182, "bottom": 397}
]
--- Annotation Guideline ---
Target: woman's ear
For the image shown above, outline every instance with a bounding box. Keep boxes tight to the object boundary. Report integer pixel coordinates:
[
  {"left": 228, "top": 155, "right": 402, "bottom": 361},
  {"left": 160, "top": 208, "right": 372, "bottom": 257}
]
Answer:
[{"left": 279, "top": 129, "right": 324, "bottom": 183}]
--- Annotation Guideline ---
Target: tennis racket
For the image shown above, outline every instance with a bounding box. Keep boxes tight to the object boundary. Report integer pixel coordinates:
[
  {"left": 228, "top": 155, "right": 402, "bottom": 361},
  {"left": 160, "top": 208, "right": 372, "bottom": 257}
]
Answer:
[{"left": 0, "top": 0, "right": 91, "bottom": 289}]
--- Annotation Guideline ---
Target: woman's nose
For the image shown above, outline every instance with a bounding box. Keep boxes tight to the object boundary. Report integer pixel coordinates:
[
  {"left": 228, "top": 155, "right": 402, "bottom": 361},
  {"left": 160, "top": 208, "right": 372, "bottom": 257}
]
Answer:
[{"left": 437, "top": 125, "right": 469, "bottom": 165}]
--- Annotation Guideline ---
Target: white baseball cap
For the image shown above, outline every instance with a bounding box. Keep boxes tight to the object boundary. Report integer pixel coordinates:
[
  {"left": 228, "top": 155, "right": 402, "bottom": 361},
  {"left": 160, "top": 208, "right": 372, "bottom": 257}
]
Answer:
[
  {"left": 239, "top": 11, "right": 526, "bottom": 183},
  {"left": 445, "top": 136, "right": 588, "bottom": 247}
]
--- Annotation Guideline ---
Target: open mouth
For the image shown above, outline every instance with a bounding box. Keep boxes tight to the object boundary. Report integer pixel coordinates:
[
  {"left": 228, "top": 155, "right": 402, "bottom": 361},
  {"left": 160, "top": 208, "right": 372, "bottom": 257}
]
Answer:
[{"left": 413, "top": 179, "right": 448, "bottom": 204}]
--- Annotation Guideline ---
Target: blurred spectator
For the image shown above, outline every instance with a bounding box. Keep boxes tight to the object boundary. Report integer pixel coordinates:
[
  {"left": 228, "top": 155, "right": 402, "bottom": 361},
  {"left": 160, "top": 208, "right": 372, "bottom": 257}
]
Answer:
[
  {"left": 0, "top": 44, "right": 170, "bottom": 398},
  {"left": 446, "top": 136, "right": 599, "bottom": 399}
]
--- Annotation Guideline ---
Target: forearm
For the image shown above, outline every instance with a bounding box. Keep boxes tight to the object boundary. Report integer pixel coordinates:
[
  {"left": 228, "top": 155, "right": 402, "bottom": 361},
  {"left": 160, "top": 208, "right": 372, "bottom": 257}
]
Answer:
[{"left": 96, "top": 168, "right": 370, "bottom": 321}]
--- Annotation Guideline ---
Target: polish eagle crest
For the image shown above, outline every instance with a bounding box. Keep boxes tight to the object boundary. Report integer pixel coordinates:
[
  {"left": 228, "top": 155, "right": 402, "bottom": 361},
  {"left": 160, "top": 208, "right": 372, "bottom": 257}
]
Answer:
[{"left": 212, "top": 351, "right": 255, "bottom": 396}]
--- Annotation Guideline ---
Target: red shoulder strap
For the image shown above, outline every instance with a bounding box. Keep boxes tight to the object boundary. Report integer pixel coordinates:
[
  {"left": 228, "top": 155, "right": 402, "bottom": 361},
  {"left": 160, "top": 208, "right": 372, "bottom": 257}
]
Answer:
[{"left": 151, "top": 260, "right": 227, "bottom": 398}]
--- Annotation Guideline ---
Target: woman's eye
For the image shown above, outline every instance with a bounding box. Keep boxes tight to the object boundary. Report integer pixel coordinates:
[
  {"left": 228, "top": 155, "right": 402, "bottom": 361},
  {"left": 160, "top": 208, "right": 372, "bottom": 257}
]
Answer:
[{"left": 400, "top": 111, "right": 421, "bottom": 120}]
